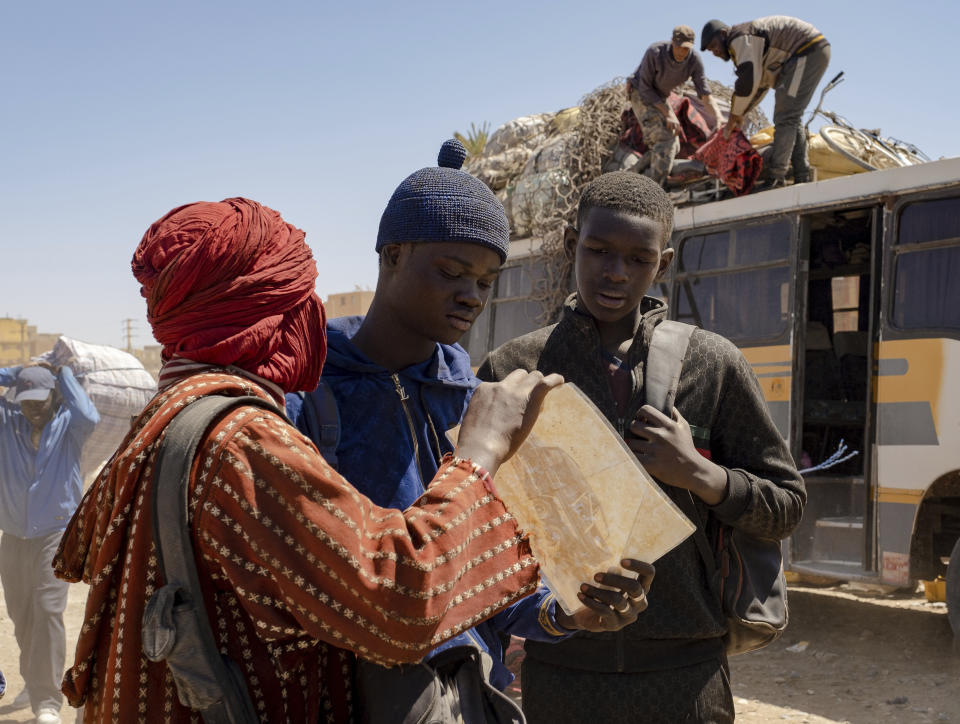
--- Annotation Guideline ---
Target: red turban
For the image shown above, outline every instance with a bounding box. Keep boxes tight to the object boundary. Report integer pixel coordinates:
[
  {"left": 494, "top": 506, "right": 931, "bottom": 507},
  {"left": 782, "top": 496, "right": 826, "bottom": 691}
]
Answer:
[{"left": 132, "top": 197, "right": 326, "bottom": 392}]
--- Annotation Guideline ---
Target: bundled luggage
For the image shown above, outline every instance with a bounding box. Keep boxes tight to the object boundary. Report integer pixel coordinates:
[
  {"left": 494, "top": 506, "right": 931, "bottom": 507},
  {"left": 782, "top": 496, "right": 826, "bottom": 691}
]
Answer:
[{"left": 43, "top": 336, "right": 157, "bottom": 478}]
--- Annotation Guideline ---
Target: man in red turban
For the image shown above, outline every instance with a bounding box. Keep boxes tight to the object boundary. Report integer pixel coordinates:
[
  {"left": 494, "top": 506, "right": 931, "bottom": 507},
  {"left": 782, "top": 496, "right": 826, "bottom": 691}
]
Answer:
[{"left": 53, "top": 198, "right": 580, "bottom": 722}]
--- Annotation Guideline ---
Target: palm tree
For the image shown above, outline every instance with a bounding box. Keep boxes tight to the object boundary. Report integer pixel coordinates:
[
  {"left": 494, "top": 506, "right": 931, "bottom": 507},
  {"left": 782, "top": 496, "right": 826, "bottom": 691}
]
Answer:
[{"left": 454, "top": 121, "right": 491, "bottom": 162}]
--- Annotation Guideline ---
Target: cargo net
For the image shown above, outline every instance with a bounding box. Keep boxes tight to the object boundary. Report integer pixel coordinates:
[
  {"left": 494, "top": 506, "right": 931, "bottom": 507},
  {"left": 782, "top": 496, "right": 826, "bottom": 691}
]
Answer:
[{"left": 481, "top": 77, "right": 769, "bottom": 324}]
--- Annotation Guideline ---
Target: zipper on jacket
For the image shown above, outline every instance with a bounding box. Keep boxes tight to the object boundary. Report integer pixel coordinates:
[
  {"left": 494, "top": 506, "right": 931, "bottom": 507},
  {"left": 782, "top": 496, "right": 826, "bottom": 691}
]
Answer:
[
  {"left": 419, "top": 387, "right": 445, "bottom": 466},
  {"left": 392, "top": 374, "right": 427, "bottom": 490}
]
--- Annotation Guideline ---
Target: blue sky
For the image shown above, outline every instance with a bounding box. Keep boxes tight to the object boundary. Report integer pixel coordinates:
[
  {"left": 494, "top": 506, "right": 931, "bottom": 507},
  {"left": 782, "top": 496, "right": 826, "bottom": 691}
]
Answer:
[{"left": 2, "top": 0, "right": 956, "bottom": 348}]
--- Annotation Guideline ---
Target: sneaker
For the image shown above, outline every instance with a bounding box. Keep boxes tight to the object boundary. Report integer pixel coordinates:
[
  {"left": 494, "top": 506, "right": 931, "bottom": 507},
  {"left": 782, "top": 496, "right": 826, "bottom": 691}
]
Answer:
[
  {"left": 35, "top": 706, "right": 61, "bottom": 724},
  {"left": 754, "top": 177, "right": 786, "bottom": 192}
]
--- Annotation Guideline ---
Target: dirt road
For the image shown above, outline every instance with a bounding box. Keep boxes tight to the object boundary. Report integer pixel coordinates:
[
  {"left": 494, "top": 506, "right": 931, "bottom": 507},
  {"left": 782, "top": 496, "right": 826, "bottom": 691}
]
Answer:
[
  {"left": 0, "top": 580, "right": 956, "bottom": 723},
  {"left": 730, "top": 584, "right": 959, "bottom": 723}
]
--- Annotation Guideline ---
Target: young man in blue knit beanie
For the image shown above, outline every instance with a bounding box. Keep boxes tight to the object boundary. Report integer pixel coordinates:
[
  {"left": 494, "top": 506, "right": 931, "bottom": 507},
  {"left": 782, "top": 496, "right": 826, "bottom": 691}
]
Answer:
[{"left": 289, "top": 140, "right": 655, "bottom": 721}]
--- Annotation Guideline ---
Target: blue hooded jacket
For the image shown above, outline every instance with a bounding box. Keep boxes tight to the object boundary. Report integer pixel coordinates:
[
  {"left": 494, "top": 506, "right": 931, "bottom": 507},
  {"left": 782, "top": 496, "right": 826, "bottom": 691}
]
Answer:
[{"left": 288, "top": 316, "right": 570, "bottom": 690}]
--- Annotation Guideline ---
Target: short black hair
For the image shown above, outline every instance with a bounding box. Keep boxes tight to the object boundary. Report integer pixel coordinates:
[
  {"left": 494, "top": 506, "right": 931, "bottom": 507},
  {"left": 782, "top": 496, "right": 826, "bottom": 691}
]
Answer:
[{"left": 576, "top": 172, "right": 674, "bottom": 246}]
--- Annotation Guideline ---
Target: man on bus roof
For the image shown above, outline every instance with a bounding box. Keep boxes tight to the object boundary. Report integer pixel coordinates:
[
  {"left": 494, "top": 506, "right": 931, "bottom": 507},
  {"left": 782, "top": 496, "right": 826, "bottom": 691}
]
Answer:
[
  {"left": 626, "top": 25, "right": 721, "bottom": 187},
  {"left": 701, "top": 16, "right": 830, "bottom": 189}
]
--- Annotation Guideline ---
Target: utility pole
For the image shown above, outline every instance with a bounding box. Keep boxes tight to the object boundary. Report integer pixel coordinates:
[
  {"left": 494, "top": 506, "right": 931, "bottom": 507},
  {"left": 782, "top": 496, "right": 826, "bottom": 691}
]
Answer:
[{"left": 122, "top": 318, "right": 136, "bottom": 352}]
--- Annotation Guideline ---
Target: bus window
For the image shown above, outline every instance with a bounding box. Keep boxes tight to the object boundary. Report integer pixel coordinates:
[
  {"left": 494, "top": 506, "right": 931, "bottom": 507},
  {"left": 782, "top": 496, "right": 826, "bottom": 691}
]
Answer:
[
  {"left": 892, "top": 197, "right": 960, "bottom": 332},
  {"left": 674, "top": 220, "right": 792, "bottom": 343},
  {"left": 679, "top": 231, "right": 729, "bottom": 272},
  {"left": 462, "top": 257, "right": 553, "bottom": 365},
  {"left": 462, "top": 302, "right": 492, "bottom": 366},
  {"left": 732, "top": 222, "right": 792, "bottom": 266}
]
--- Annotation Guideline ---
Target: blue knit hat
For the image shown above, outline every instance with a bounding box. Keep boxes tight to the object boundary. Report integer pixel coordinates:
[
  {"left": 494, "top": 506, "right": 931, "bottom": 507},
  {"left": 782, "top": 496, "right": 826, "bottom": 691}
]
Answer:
[{"left": 376, "top": 139, "right": 510, "bottom": 262}]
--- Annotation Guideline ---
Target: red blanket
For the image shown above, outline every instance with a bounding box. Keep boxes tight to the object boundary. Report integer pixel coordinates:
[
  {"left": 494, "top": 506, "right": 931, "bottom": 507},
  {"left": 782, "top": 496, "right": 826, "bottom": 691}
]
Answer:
[
  {"left": 620, "top": 93, "right": 713, "bottom": 158},
  {"left": 692, "top": 130, "right": 764, "bottom": 196},
  {"left": 620, "top": 93, "right": 763, "bottom": 194}
]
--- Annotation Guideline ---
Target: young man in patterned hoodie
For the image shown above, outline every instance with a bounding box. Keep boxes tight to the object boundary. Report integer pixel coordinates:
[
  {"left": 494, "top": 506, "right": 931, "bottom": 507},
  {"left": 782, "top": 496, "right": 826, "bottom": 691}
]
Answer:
[
  {"left": 290, "top": 141, "right": 654, "bottom": 721},
  {"left": 478, "top": 171, "right": 804, "bottom": 723}
]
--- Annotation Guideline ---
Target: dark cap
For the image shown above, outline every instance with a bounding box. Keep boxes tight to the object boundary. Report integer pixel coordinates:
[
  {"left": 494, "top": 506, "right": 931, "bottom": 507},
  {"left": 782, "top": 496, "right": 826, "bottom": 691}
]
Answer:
[
  {"left": 6, "top": 366, "right": 55, "bottom": 404},
  {"left": 700, "top": 19, "right": 728, "bottom": 51},
  {"left": 672, "top": 25, "right": 695, "bottom": 49}
]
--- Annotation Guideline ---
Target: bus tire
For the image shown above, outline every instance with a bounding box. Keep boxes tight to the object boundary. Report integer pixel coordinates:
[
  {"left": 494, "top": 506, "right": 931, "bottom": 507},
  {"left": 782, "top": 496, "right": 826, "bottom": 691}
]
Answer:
[{"left": 948, "top": 536, "right": 960, "bottom": 650}]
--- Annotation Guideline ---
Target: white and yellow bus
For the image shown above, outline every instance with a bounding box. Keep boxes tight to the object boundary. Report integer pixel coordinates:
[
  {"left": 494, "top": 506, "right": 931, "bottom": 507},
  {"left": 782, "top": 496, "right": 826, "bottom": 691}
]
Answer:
[{"left": 462, "top": 157, "right": 960, "bottom": 638}]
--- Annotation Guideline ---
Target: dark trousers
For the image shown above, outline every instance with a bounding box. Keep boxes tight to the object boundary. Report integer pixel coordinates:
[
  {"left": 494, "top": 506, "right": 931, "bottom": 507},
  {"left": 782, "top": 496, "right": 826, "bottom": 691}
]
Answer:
[
  {"left": 769, "top": 43, "right": 832, "bottom": 181},
  {"left": 520, "top": 655, "right": 734, "bottom": 724},
  {"left": 0, "top": 531, "right": 68, "bottom": 713}
]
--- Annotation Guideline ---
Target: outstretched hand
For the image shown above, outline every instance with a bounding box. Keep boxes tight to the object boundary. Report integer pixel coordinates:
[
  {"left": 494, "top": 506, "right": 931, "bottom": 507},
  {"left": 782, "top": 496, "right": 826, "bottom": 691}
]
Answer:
[
  {"left": 555, "top": 559, "right": 655, "bottom": 632},
  {"left": 723, "top": 114, "right": 742, "bottom": 139},
  {"left": 456, "top": 370, "right": 564, "bottom": 477},
  {"left": 665, "top": 114, "right": 683, "bottom": 137}
]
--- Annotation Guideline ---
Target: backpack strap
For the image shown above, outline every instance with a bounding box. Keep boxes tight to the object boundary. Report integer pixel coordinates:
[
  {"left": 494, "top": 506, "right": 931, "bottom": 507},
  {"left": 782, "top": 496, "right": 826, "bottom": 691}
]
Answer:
[
  {"left": 645, "top": 322, "right": 721, "bottom": 585},
  {"left": 296, "top": 380, "right": 341, "bottom": 470},
  {"left": 148, "top": 394, "right": 282, "bottom": 723},
  {"left": 645, "top": 320, "right": 695, "bottom": 414}
]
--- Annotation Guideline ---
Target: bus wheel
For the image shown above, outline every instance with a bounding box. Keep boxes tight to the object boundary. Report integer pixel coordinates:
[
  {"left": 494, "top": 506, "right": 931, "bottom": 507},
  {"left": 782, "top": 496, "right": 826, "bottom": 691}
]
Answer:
[{"left": 948, "top": 537, "right": 960, "bottom": 651}]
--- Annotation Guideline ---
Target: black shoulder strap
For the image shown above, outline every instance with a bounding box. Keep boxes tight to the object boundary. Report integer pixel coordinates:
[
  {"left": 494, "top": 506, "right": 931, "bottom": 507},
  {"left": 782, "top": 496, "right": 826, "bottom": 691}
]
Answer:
[
  {"left": 645, "top": 321, "right": 720, "bottom": 582},
  {"left": 152, "top": 394, "right": 280, "bottom": 723},
  {"left": 645, "top": 320, "right": 695, "bottom": 414},
  {"left": 298, "top": 380, "right": 340, "bottom": 470}
]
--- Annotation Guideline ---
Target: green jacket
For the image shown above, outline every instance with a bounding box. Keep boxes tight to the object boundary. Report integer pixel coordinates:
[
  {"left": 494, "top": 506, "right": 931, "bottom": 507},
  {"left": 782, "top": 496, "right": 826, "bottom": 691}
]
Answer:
[{"left": 478, "top": 294, "right": 804, "bottom": 672}]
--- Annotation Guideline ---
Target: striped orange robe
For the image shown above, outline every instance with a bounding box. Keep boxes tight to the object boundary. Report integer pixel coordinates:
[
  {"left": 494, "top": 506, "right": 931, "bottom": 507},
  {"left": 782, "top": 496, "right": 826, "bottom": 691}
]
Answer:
[{"left": 54, "top": 372, "right": 540, "bottom": 723}]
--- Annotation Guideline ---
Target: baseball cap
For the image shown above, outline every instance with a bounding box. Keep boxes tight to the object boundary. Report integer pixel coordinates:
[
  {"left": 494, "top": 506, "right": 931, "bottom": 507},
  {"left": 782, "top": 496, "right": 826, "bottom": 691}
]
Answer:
[
  {"left": 672, "top": 25, "right": 695, "bottom": 49},
  {"left": 6, "top": 366, "right": 55, "bottom": 403}
]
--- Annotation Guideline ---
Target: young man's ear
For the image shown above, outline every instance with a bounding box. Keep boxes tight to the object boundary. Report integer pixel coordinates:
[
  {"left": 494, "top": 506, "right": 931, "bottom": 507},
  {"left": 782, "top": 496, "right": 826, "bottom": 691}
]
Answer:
[
  {"left": 380, "top": 243, "right": 409, "bottom": 271},
  {"left": 563, "top": 225, "right": 579, "bottom": 261},
  {"left": 655, "top": 247, "right": 675, "bottom": 281}
]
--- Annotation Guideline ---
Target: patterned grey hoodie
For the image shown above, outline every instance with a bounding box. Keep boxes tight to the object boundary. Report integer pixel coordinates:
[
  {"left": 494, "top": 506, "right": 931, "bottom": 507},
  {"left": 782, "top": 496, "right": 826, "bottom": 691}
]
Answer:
[{"left": 478, "top": 294, "right": 804, "bottom": 672}]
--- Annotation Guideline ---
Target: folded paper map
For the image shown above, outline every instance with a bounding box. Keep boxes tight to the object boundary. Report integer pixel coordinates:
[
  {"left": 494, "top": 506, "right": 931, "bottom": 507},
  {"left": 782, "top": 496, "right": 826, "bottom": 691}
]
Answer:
[{"left": 464, "top": 383, "right": 696, "bottom": 615}]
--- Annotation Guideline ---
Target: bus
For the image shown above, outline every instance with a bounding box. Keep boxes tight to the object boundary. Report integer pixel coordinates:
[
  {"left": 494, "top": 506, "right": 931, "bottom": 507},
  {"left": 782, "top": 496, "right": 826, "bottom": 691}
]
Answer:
[{"left": 461, "top": 157, "right": 960, "bottom": 639}]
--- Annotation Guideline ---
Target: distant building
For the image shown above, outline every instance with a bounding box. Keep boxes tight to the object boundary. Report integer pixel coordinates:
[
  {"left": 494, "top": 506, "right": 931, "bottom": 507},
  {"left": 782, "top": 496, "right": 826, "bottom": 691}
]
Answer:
[
  {"left": 325, "top": 288, "right": 374, "bottom": 319},
  {"left": 133, "top": 344, "right": 163, "bottom": 380},
  {"left": 0, "top": 317, "right": 61, "bottom": 366}
]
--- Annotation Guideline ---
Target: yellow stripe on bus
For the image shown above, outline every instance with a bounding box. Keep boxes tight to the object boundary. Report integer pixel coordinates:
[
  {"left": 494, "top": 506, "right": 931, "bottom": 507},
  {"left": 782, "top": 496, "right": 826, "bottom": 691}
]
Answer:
[
  {"left": 876, "top": 487, "right": 925, "bottom": 504},
  {"left": 741, "top": 345, "right": 792, "bottom": 402},
  {"left": 875, "top": 339, "right": 943, "bottom": 435}
]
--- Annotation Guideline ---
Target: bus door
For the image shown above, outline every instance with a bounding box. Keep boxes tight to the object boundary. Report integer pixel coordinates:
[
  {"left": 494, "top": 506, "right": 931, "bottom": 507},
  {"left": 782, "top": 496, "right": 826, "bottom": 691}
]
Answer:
[{"left": 790, "top": 205, "right": 881, "bottom": 579}]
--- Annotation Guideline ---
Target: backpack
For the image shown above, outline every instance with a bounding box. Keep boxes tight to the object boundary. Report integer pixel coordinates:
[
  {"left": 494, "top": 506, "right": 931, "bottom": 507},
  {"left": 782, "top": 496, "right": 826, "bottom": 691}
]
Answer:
[
  {"left": 142, "top": 395, "right": 281, "bottom": 724},
  {"left": 647, "top": 320, "right": 789, "bottom": 656},
  {"left": 289, "top": 380, "right": 341, "bottom": 469}
]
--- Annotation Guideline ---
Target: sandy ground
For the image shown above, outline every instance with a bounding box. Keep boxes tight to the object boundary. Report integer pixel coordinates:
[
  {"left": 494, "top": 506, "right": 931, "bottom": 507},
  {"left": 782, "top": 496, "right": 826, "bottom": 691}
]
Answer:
[
  {"left": 0, "top": 580, "right": 84, "bottom": 724},
  {"left": 0, "top": 579, "right": 957, "bottom": 723}
]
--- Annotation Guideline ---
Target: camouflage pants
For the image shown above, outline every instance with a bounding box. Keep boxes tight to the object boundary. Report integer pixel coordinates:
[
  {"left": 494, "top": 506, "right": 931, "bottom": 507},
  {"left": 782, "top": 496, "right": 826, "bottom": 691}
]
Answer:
[{"left": 628, "top": 87, "right": 680, "bottom": 186}]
